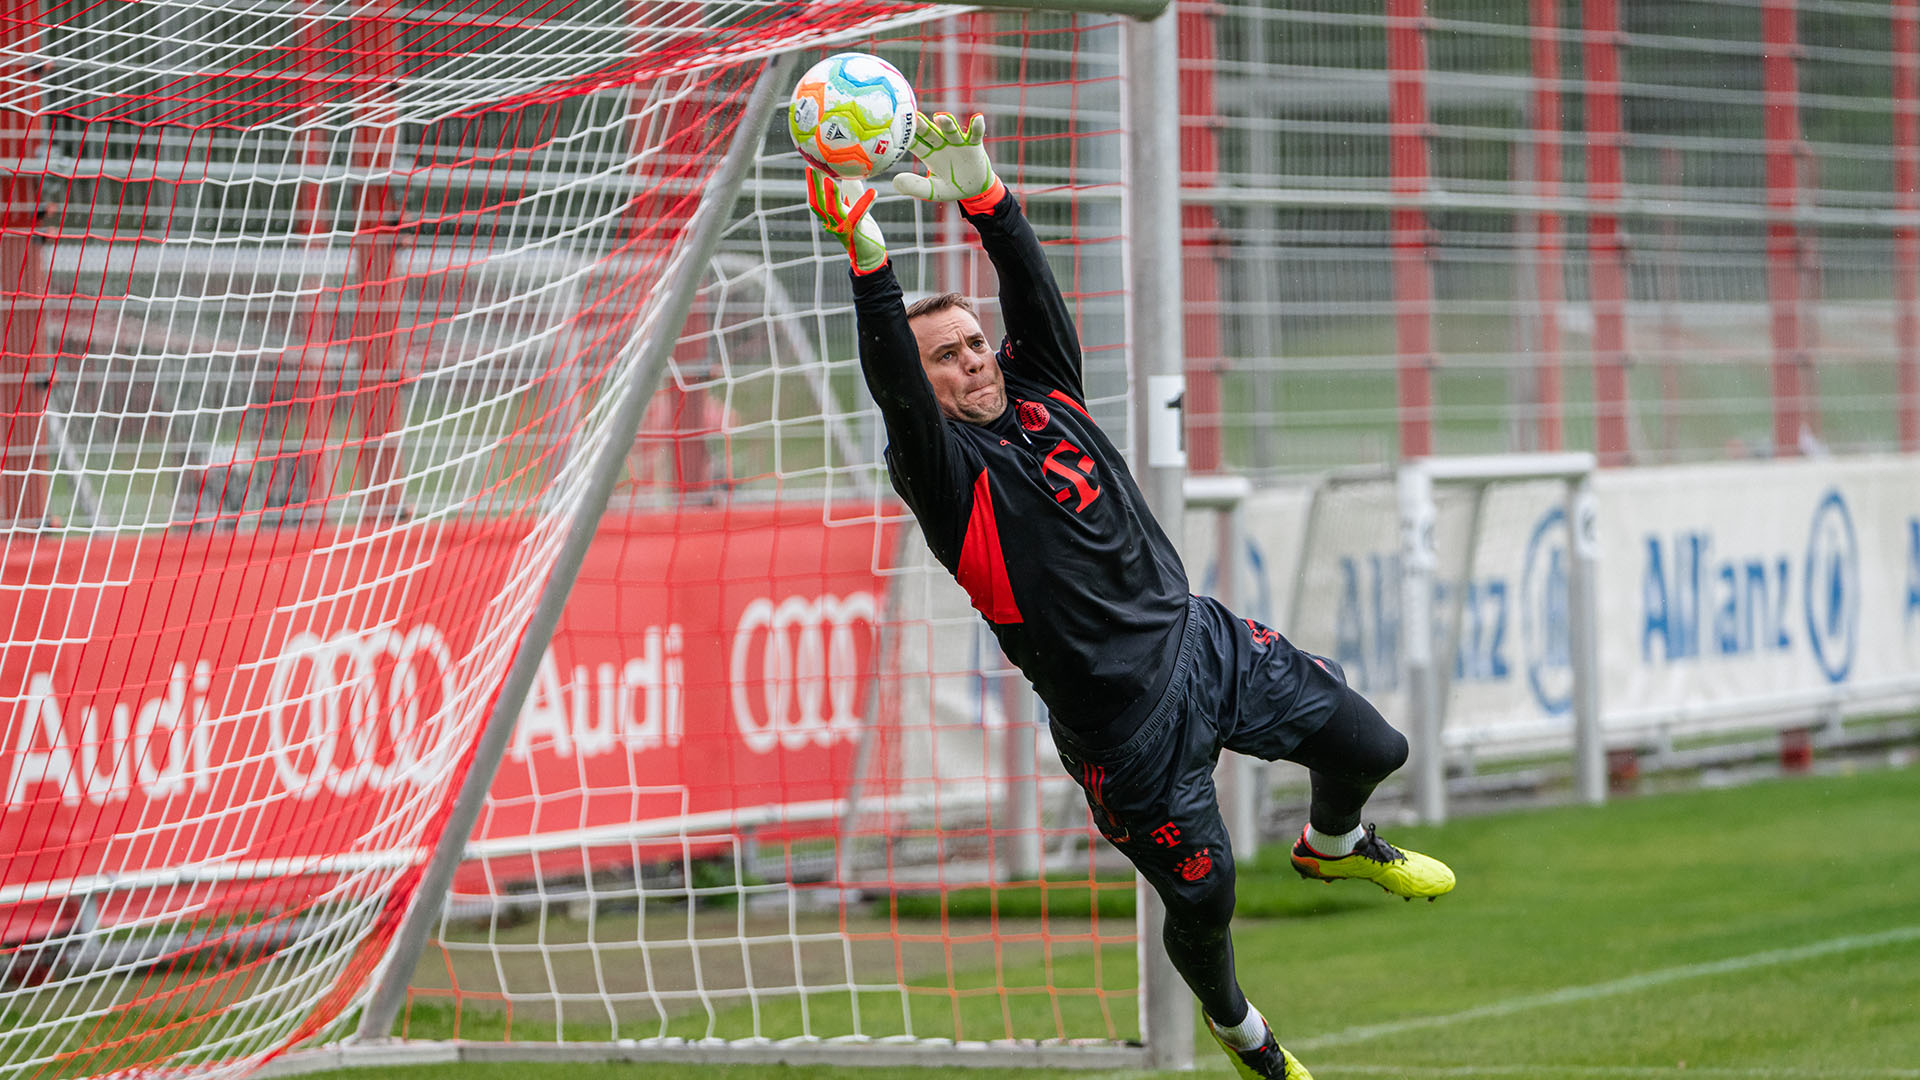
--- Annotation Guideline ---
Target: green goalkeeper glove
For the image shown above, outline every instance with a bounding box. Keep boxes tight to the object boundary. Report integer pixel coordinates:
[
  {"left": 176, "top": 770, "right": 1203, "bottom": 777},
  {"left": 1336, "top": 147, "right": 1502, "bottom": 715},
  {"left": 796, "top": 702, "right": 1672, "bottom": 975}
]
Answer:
[
  {"left": 890, "top": 111, "right": 1006, "bottom": 213},
  {"left": 807, "top": 167, "right": 888, "bottom": 275}
]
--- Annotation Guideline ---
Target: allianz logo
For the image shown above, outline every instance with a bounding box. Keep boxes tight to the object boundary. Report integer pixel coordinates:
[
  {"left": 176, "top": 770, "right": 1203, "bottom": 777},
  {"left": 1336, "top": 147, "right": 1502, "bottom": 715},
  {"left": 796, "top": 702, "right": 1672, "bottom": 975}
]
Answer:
[{"left": 1640, "top": 489, "right": 1860, "bottom": 683}]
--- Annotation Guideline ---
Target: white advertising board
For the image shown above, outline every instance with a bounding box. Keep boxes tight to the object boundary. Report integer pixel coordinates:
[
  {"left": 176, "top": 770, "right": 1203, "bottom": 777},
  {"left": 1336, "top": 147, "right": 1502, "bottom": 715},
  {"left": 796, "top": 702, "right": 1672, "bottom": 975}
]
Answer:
[
  {"left": 1209, "top": 457, "right": 1920, "bottom": 754},
  {"left": 1595, "top": 457, "right": 1920, "bottom": 731}
]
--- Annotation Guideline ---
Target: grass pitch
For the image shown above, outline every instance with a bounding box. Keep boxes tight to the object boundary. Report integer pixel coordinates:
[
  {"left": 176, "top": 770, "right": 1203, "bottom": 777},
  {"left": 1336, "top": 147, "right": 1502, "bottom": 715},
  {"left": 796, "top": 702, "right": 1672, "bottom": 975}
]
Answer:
[{"left": 301, "top": 759, "right": 1920, "bottom": 1079}]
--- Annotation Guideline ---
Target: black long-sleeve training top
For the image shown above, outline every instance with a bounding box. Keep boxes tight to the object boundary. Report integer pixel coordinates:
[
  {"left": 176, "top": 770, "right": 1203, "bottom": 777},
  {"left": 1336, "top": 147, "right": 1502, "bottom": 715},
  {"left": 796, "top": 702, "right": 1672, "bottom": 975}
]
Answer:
[{"left": 850, "top": 191, "right": 1189, "bottom": 740}]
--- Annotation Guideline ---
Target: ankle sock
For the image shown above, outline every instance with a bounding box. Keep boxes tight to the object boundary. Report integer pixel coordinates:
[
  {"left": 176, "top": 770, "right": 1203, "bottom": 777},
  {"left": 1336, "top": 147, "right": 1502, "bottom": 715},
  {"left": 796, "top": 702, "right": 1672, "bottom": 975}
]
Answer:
[
  {"left": 1304, "top": 823, "right": 1366, "bottom": 857},
  {"left": 1211, "top": 1003, "right": 1269, "bottom": 1051}
]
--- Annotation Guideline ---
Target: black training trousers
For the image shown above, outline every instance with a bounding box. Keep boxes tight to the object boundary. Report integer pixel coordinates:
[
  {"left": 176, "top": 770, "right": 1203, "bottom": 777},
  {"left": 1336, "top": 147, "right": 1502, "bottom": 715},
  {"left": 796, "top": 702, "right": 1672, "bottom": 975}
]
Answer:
[{"left": 1051, "top": 595, "right": 1408, "bottom": 1025}]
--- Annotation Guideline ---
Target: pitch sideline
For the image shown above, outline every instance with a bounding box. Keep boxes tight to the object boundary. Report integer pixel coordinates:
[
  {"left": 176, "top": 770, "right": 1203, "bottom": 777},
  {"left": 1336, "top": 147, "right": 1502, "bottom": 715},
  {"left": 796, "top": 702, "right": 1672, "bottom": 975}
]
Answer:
[{"left": 1306, "top": 1066, "right": 1920, "bottom": 1078}]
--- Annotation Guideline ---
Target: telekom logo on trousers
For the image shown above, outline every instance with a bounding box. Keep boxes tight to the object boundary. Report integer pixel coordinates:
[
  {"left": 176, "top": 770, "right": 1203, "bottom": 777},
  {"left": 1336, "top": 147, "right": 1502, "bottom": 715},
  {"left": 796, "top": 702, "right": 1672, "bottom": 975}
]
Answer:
[{"left": 730, "top": 592, "right": 877, "bottom": 754}]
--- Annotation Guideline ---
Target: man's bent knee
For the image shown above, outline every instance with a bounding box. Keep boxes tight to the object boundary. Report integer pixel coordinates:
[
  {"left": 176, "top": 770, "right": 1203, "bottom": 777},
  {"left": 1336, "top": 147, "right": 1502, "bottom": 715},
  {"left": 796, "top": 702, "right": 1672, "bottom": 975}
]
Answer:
[
  {"left": 1161, "top": 856, "right": 1237, "bottom": 930},
  {"left": 1291, "top": 685, "right": 1410, "bottom": 785}
]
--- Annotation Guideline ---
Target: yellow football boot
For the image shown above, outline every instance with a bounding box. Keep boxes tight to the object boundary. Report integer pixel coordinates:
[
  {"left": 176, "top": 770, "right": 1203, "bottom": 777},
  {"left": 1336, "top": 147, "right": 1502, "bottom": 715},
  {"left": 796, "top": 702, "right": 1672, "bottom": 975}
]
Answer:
[
  {"left": 1206, "top": 1015, "right": 1314, "bottom": 1080},
  {"left": 1289, "top": 823, "right": 1455, "bottom": 901}
]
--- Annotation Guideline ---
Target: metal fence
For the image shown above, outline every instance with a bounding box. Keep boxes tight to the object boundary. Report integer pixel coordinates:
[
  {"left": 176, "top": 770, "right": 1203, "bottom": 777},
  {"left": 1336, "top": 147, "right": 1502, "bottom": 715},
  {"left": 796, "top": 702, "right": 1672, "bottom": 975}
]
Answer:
[{"left": 1181, "top": 0, "right": 1920, "bottom": 474}]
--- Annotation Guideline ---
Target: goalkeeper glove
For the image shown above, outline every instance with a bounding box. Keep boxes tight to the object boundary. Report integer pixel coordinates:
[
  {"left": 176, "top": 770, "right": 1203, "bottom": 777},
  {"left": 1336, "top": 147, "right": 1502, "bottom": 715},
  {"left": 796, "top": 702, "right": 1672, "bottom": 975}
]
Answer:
[
  {"left": 807, "top": 167, "right": 888, "bottom": 275},
  {"left": 891, "top": 111, "right": 1006, "bottom": 213}
]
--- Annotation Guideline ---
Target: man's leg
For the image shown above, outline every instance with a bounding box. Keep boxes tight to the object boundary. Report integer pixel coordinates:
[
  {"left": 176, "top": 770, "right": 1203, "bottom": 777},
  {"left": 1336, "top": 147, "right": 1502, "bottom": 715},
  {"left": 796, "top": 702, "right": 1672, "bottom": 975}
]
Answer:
[
  {"left": 1283, "top": 664, "right": 1408, "bottom": 841},
  {"left": 1282, "top": 659, "right": 1453, "bottom": 899},
  {"left": 1147, "top": 820, "right": 1312, "bottom": 1080},
  {"left": 1157, "top": 859, "right": 1246, "bottom": 1026}
]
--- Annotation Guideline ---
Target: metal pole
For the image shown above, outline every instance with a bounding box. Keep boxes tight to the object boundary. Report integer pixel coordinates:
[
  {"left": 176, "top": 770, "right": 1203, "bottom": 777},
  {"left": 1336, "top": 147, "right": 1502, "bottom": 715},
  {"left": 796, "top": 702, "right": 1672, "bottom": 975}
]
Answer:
[
  {"left": 1583, "top": 0, "right": 1631, "bottom": 464},
  {"left": 1388, "top": 0, "right": 1435, "bottom": 459},
  {"left": 351, "top": 56, "right": 793, "bottom": 1042},
  {"left": 1897, "top": 0, "right": 1920, "bottom": 452},
  {"left": 1125, "top": 6, "right": 1192, "bottom": 1070},
  {"left": 1566, "top": 474, "right": 1606, "bottom": 805},
  {"left": 1398, "top": 462, "right": 1445, "bottom": 824},
  {"left": 1763, "top": 0, "right": 1808, "bottom": 457},
  {"left": 987, "top": 0, "right": 1172, "bottom": 16},
  {"left": 1187, "top": 475, "right": 1256, "bottom": 861},
  {"left": 1000, "top": 685, "right": 1042, "bottom": 882}
]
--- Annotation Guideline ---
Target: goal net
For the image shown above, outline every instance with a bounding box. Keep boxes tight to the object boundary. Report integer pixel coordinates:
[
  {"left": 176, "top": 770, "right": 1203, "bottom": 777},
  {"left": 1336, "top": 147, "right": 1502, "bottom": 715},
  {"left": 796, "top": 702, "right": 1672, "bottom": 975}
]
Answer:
[
  {"left": 0, "top": 1, "right": 1034, "bottom": 1077},
  {"left": 377, "top": 11, "right": 1146, "bottom": 1065},
  {"left": 0, "top": 1, "right": 1157, "bottom": 1075}
]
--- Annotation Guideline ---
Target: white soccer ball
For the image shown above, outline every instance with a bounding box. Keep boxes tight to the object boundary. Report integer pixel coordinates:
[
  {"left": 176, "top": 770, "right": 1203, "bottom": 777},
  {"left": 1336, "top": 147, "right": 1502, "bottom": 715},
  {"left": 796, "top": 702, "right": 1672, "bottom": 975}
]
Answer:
[{"left": 788, "top": 52, "right": 918, "bottom": 180}]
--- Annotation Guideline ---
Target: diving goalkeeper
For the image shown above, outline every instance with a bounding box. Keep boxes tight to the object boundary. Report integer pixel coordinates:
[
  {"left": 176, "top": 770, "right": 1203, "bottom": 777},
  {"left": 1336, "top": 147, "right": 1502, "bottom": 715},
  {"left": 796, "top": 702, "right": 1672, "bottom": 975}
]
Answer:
[{"left": 806, "top": 112, "right": 1455, "bottom": 1080}]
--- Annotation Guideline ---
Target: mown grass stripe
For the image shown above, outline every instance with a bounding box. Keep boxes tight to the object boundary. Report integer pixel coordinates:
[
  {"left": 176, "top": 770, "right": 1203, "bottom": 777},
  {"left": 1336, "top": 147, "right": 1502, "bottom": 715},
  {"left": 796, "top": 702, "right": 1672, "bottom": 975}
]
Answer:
[{"left": 1294, "top": 924, "right": 1920, "bottom": 1051}]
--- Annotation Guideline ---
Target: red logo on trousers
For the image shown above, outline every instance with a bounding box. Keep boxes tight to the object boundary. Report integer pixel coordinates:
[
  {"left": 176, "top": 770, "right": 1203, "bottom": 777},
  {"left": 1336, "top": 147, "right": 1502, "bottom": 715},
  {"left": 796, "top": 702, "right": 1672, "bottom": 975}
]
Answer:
[{"left": 1177, "top": 849, "right": 1213, "bottom": 881}]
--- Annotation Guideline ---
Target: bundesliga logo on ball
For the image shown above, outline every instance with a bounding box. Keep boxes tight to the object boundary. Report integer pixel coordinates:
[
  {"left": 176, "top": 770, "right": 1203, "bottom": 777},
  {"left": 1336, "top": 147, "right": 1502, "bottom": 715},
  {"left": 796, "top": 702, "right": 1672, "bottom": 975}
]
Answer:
[{"left": 788, "top": 52, "right": 917, "bottom": 180}]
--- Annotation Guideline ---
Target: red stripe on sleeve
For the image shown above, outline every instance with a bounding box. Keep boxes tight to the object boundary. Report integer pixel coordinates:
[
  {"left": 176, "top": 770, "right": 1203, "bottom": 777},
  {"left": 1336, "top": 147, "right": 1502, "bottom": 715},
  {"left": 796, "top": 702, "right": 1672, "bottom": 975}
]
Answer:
[{"left": 1046, "top": 389, "right": 1092, "bottom": 420}]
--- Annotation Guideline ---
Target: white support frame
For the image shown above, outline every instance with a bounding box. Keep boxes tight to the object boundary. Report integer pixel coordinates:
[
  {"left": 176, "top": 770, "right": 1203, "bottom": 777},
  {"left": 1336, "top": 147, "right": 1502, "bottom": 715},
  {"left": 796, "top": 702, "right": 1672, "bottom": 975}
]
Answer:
[
  {"left": 1398, "top": 453, "right": 1601, "bottom": 824},
  {"left": 1125, "top": 2, "right": 1195, "bottom": 1070},
  {"left": 1186, "top": 474, "right": 1260, "bottom": 861}
]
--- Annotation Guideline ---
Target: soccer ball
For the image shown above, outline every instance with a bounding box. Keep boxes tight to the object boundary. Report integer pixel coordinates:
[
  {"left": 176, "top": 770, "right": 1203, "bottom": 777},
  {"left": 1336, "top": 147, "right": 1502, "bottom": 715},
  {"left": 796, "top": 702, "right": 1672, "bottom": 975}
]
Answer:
[{"left": 788, "top": 52, "right": 918, "bottom": 180}]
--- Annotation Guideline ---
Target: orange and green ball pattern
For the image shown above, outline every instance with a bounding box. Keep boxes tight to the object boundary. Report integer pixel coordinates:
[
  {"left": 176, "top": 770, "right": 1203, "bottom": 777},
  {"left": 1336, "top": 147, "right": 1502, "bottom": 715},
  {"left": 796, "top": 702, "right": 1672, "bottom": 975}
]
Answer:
[{"left": 788, "top": 52, "right": 917, "bottom": 180}]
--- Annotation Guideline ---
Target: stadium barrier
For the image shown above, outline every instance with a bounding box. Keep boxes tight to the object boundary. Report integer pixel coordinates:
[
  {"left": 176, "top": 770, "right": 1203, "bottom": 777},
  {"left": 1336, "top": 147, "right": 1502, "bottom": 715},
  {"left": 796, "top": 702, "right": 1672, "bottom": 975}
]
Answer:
[{"left": 1182, "top": 454, "right": 1920, "bottom": 823}]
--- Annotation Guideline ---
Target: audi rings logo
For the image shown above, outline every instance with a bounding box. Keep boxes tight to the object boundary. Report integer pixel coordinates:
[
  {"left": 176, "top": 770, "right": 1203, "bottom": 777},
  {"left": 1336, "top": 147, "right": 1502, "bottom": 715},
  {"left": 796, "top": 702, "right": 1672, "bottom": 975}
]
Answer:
[
  {"left": 1804, "top": 490, "right": 1860, "bottom": 684},
  {"left": 265, "top": 625, "right": 458, "bottom": 798},
  {"left": 730, "top": 593, "right": 877, "bottom": 754}
]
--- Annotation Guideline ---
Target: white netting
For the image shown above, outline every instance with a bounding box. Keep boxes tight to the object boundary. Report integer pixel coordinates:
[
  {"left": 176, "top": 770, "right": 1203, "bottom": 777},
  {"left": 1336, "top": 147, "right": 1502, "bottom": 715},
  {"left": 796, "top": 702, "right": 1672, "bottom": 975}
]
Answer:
[
  {"left": 0, "top": 1, "right": 953, "bottom": 1076},
  {"left": 399, "top": 11, "right": 1146, "bottom": 1051}
]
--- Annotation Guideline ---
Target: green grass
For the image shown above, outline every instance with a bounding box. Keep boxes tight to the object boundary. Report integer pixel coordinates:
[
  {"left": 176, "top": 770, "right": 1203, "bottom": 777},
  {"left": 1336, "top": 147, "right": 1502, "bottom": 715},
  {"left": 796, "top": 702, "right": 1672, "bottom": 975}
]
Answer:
[{"left": 292, "top": 760, "right": 1920, "bottom": 1079}]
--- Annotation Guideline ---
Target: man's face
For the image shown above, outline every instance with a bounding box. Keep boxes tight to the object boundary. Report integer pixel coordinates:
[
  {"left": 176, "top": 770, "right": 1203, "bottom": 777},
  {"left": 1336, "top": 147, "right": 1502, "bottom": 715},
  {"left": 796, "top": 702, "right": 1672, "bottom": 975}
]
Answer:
[{"left": 910, "top": 305, "right": 1007, "bottom": 424}]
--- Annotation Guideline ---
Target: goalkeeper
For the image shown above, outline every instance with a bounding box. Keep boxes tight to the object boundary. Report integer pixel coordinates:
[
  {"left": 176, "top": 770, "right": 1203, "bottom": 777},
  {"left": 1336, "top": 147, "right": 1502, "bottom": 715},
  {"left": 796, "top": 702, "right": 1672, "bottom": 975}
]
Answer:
[{"left": 808, "top": 113, "right": 1454, "bottom": 1080}]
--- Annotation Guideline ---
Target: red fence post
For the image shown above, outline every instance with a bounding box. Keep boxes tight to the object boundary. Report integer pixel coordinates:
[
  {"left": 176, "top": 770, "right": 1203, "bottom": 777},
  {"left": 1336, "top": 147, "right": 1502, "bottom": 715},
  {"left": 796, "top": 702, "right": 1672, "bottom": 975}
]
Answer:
[
  {"left": 1582, "top": 0, "right": 1630, "bottom": 464},
  {"left": 347, "top": 13, "right": 409, "bottom": 517},
  {"left": 1764, "top": 0, "right": 1808, "bottom": 457},
  {"left": 1895, "top": 0, "right": 1920, "bottom": 452},
  {"left": 1181, "top": 0, "right": 1225, "bottom": 473},
  {"left": 1388, "top": 0, "right": 1434, "bottom": 459},
  {"left": 1, "top": 2, "right": 50, "bottom": 524},
  {"left": 1530, "top": 0, "right": 1564, "bottom": 452}
]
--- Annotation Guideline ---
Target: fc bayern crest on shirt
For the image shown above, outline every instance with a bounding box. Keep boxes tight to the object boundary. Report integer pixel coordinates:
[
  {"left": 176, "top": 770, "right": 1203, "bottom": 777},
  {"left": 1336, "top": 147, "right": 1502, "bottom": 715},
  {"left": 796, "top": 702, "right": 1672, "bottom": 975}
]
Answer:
[{"left": 1016, "top": 399, "right": 1050, "bottom": 431}]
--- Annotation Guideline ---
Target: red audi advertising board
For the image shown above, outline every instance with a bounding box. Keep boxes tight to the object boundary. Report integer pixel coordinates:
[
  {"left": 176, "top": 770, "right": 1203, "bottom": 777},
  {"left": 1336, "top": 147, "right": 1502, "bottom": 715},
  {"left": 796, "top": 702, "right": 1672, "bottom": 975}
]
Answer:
[
  {"left": 479, "top": 505, "right": 899, "bottom": 881},
  {"left": 0, "top": 506, "right": 896, "bottom": 938}
]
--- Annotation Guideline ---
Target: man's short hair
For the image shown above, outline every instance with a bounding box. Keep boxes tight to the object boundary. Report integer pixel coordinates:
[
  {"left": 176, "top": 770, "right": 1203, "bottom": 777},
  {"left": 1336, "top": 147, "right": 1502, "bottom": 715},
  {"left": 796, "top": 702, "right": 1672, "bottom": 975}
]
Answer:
[{"left": 904, "top": 291, "right": 977, "bottom": 322}]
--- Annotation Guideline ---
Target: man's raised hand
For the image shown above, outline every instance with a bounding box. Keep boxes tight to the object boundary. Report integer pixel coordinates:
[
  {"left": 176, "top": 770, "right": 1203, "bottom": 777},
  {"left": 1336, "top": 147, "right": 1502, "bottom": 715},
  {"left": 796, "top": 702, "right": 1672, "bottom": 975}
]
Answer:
[
  {"left": 891, "top": 112, "right": 1006, "bottom": 210},
  {"left": 807, "top": 167, "right": 888, "bottom": 275}
]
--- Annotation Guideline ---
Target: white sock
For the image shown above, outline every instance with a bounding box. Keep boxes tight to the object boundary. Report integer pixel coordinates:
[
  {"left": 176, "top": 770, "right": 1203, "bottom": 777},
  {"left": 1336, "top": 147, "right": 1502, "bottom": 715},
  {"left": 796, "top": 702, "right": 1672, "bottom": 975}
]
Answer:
[
  {"left": 1211, "top": 1002, "right": 1269, "bottom": 1051},
  {"left": 1304, "top": 823, "right": 1366, "bottom": 857}
]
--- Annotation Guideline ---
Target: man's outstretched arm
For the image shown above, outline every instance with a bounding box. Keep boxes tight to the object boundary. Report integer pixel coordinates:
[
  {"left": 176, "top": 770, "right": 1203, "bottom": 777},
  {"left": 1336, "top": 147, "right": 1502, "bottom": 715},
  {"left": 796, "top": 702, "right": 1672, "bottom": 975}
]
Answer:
[
  {"left": 808, "top": 168, "right": 965, "bottom": 519},
  {"left": 894, "top": 112, "right": 1084, "bottom": 403}
]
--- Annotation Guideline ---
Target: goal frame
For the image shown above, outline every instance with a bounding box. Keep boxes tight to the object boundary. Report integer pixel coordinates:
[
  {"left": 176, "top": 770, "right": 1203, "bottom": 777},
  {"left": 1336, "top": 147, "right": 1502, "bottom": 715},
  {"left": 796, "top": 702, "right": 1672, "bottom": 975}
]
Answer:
[{"left": 318, "top": 2, "right": 1197, "bottom": 1074}]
